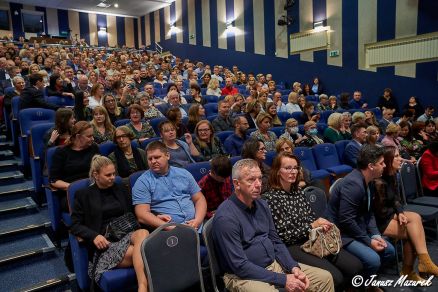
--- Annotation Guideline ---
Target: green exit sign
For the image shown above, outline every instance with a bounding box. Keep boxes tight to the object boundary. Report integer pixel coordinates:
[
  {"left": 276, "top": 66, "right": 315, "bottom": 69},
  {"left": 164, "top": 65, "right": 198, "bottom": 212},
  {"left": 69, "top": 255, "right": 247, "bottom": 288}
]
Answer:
[{"left": 329, "top": 50, "right": 340, "bottom": 57}]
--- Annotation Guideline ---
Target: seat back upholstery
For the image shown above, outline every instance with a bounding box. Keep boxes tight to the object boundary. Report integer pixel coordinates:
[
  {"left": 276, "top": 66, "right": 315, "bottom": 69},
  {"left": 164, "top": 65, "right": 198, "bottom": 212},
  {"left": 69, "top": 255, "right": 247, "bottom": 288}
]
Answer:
[
  {"left": 204, "top": 103, "right": 218, "bottom": 117},
  {"left": 45, "top": 96, "right": 74, "bottom": 107},
  {"left": 293, "top": 147, "right": 318, "bottom": 171},
  {"left": 129, "top": 170, "right": 146, "bottom": 192},
  {"left": 202, "top": 218, "right": 224, "bottom": 292},
  {"left": 334, "top": 140, "right": 351, "bottom": 163},
  {"left": 400, "top": 162, "right": 420, "bottom": 202},
  {"left": 141, "top": 223, "right": 205, "bottom": 292},
  {"left": 312, "top": 143, "right": 342, "bottom": 169},
  {"left": 185, "top": 161, "right": 211, "bottom": 182},
  {"left": 304, "top": 186, "right": 327, "bottom": 218},
  {"left": 19, "top": 108, "right": 56, "bottom": 135},
  {"left": 98, "top": 142, "right": 116, "bottom": 157}
]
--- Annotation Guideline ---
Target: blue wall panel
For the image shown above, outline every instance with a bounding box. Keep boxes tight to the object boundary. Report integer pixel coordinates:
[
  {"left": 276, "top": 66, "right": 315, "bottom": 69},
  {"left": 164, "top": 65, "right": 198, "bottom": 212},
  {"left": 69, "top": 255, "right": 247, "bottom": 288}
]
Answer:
[
  {"left": 312, "top": 0, "right": 326, "bottom": 64},
  {"left": 78, "top": 12, "right": 90, "bottom": 45},
  {"left": 133, "top": 18, "right": 139, "bottom": 49},
  {"left": 341, "top": 0, "right": 358, "bottom": 71},
  {"left": 10, "top": 2, "right": 23, "bottom": 39},
  {"left": 149, "top": 11, "right": 155, "bottom": 48},
  {"left": 35, "top": 6, "right": 48, "bottom": 35},
  {"left": 116, "top": 17, "right": 125, "bottom": 47},
  {"left": 243, "top": 0, "right": 254, "bottom": 54},
  {"left": 140, "top": 16, "right": 145, "bottom": 46},
  {"left": 376, "top": 0, "right": 396, "bottom": 76},
  {"left": 181, "top": 0, "right": 189, "bottom": 44},
  {"left": 57, "top": 9, "right": 69, "bottom": 38},
  {"left": 263, "top": 0, "right": 275, "bottom": 57},
  {"left": 159, "top": 8, "right": 165, "bottom": 43},
  {"left": 209, "top": 0, "right": 218, "bottom": 49},
  {"left": 96, "top": 14, "right": 107, "bottom": 47},
  {"left": 194, "top": 0, "right": 203, "bottom": 46}
]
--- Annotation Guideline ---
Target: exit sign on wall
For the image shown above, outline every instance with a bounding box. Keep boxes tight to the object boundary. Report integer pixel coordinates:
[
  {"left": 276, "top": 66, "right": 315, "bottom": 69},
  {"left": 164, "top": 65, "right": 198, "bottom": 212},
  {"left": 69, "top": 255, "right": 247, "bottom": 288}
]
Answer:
[{"left": 329, "top": 50, "right": 340, "bottom": 57}]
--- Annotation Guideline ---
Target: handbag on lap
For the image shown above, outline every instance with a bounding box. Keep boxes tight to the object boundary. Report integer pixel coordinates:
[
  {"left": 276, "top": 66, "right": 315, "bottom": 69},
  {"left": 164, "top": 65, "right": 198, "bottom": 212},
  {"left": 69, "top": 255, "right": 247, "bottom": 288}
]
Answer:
[{"left": 301, "top": 225, "right": 342, "bottom": 258}]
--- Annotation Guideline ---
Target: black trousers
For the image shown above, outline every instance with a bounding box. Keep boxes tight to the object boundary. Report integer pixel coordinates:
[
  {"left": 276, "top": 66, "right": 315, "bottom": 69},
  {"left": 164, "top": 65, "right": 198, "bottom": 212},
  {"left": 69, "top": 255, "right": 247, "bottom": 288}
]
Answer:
[{"left": 288, "top": 244, "right": 363, "bottom": 291}]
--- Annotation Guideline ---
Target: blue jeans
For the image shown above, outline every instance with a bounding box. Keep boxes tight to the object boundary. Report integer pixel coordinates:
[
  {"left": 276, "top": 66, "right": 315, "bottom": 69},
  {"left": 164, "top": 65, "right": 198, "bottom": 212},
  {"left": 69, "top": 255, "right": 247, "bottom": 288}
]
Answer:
[{"left": 344, "top": 239, "right": 395, "bottom": 277}]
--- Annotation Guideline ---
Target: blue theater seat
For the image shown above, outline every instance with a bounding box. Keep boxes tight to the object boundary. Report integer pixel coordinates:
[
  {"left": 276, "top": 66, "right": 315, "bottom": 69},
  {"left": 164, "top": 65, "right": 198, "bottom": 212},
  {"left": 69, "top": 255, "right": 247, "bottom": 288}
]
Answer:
[
  {"left": 45, "top": 95, "right": 75, "bottom": 107},
  {"left": 114, "top": 118, "right": 130, "bottom": 127},
  {"left": 204, "top": 103, "right": 218, "bottom": 116},
  {"left": 98, "top": 142, "right": 116, "bottom": 157},
  {"left": 265, "top": 151, "right": 277, "bottom": 166},
  {"left": 277, "top": 112, "right": 292, "bottom": 124},
  {"left": 312, "top": 143, "right": 353, "bottom": 176},
  {"left": 29, "top": 122, "right": 54, "bottom": 197},
  {"left": 293, "top": 147, "right": 331, "bottom": 180},
  {"left": 149, "top": 117, "right": 168, "bottom": 135},
  {"left": 334, "top": 140, "right": 351, "bottom": 163},
  {"left": 185, "top": 161, "right": 211, "bottom": 182},
  {"left": 204, "top": 95, "right": 219, "bottom": 103},
  {"left": 271, "top": 126, "right": 285, "bottom": 138},
  {"left": 216, "top": 131, "right": 233, "bottom": 144}
]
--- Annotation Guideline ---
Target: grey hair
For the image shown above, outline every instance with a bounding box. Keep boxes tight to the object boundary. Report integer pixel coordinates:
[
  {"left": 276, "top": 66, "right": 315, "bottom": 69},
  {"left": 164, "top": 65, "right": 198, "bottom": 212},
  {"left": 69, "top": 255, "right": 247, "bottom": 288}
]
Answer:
[
  {"left": 12, "top": 75, "right": 24, "bottom": 85},
  {"left": 232, "top": 158, "right": 259, "bottom": 180},
  {"left": 89, "top": 155, "right": 114, "bottom": 184}
]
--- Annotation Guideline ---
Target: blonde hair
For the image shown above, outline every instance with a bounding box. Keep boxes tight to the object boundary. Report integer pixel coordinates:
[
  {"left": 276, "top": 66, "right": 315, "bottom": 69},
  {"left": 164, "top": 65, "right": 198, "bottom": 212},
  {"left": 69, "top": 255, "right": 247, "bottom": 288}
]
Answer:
[
  {"left": 386, "top": 123, "right": 400, "bottom": 135},
  {"left": 90, "top": 106, "right": 116, "bottom": 135},
  {"left": 285, "top": 118, "right": 298, "bottom": 127},
  {"left": 327, "top": 112, "right": 343, "bottom": 128},
  {"left": 89, "top": 155, "right": 114, "bottom": 184},
  {"left": 256, "top": 112, "right": 272, "bottom": 127},
  {"left": 352, "top": 112, "right": 365, "bottom": 123},
  {"left": 287, "top": 92, "right": 298, "bottom": 103},
  {"left": 207, "top": 78, "right": 219, "bottom": 90}
]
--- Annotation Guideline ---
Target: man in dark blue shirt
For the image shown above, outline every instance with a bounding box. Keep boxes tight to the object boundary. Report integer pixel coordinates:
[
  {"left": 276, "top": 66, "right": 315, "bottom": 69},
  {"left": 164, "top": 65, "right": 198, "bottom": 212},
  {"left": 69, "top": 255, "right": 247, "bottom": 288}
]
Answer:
[
  {"left": 224, "top": 116, "right": 249, "bottom": 156},
  {"left": 212, "top": 159, "right": 334, "bottom": 292}
]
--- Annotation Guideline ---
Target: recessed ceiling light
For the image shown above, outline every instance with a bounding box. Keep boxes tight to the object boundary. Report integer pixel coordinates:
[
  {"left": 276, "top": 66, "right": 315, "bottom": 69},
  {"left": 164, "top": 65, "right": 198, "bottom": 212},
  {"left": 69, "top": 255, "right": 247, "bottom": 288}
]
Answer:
[{"left": 114, "top": 3, "right": 119, "bottom": 8}]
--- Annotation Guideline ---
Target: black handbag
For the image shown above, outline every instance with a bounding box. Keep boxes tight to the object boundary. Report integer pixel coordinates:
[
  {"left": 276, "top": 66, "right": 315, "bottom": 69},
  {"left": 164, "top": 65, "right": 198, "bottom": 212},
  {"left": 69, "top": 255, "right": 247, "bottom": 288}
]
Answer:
[{"left": 105, "top": 212, "right": 140, "bottom": 241}]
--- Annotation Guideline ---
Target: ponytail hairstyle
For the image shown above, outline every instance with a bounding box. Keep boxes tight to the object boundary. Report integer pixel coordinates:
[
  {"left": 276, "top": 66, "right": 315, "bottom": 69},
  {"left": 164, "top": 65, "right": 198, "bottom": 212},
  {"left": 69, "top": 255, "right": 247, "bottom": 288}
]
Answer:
[{"left": 89, "top": 155, "right": 114, "bottom": 184}]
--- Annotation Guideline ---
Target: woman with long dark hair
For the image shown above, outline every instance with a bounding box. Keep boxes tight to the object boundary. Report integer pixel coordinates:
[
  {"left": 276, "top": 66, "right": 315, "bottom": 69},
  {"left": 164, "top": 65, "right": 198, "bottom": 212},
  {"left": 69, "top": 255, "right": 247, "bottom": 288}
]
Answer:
[
  {"left": 241, "top": 137, "right": 271, "bottom": 193},
  {"left": 47, "top": 73, "right": 75, "bottom": 98},
  {"left": 44, "top": 108, "right": 76, "bottom": 148},
  {"left": 373, "top": 146, "right": 438, "bottom": 279}
]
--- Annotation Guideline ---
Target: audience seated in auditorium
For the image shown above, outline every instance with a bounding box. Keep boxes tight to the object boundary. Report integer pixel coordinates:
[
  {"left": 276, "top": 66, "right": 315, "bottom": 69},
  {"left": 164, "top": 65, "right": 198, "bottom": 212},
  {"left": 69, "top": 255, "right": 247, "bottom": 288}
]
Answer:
[
  {"left": 103, "top": 94, "right": 125, "bottom": 124},
  {"left": 300, "top": 102, "right": 320, "bottom": 124},
  {"left": 257, "top": 91, "right": 271, "bottom": 112},
  {"left": 108, "top": 126, "right": 147, "bottom": 184},
  {"left": 47, "top": 73, "right": 75, "bottom": 98},
  {"left": 324, "top": 113, "right": 350, "bottom": 144},
  {"left": 364, "top": 110, "right": 380, "bottom": 128},
  {"left": 49, "top": 121, "right": 99, "bottom": 211},
  {"left": 338, "top": 93, "right": 351, "bottom": 110},
  {"left": 143, "top": 83, "right": 163, "bottom": 106},
  {"left": 328, "top": 95, "right": 338, "bottom": 111},
  {"left": 378, "top": 108, "right": 395, "bottom": 134},
  {"left": 160, "top": 89, "right": 187, "bottom": 118},
  {"left": 420, "top": 139, "right": 438, "bottom": 196},
  {"left": 365, "top": 125, "right": 381, "bottom": 146},
  {"left": 382, "top": 123, "right": 413, "bottom": 161},
  {"left": 398, "top": 121, "right": 425, "bottom": 160},
  {"left": 297, "top": 121, "right": 325, "bottom": 147},
  {"left": 396, "top": 110, "right": 414, "bottom": 126},
  {"left": 137, "top": 92, "right": 162, "bottom": 121},
  {"left": 377, "top": 88, "right": 399, "bottom": 115},
  {"left": 417, "top": 106, "right": 435, "bottom": 123},
  {"left": 197, "top": 156, "right": 232, "bottom": 219},
  {"left": 224, "top": 116, "right": 250, "bottom": 156},
  {"left": 402, "top": 96, "right": 423, "bottom": 120},
  {"left": 349, "top": 90, "right": 368, "bottom": 109},
  {"left": 88, "top": 83, "right": 105, "bottom": 110},
  {"left": 167, "top": 107, "right": 189, "bottom": 138},
  {"left": 311, "top": 76, "right": 324, "bottom": 95},
  {"left": 193, "top": 120, "right": 226, "bottom": 161},
  {"left": 200, "top": 72, "right": 211, "bottom": 88},
  {"left": 187, "top": 104, "right": 206, "bottom": 133},
  {"left": 133, "top": 141, "right": 207, "bottom": 230},
  {"left": 44, "top": 108, "right": 76, "bottom": 148},
  {"left": 228, "top": 93, "right": 246, "bottom": 115},
  {"left": 241, "top": 138, "right": 271, "bottom": 194},
  {"left": 212, "top": 100, "right": 234, "bottom": 132},
  {"left": 19, "top": 73, "right": 59, "bottom": 110},
  {"left": 3, "top": 76, "right": 25, "bottom": 114},
  {"left": 74, "top": 91, "right": 93, "bottom": 121},
  {"left": 326, "top": 145, "right": 396, "bottom": 278},
  {"left": 302, "top": 83, "right": 312, "bottom": 96},
  {"left": 221, "top": 77, "right": 238, "bottom": 96},
  {"left": 70, "top": 155, "right": 149, "bottom": 292},
  {"left": 341, "top": 112, "right": 353, "bottom": 140},
  {"left": 212, "top": 159, "right": 334, "bottom": 292},
  {"left": 190, "top": 83, "right": 205, "bottom": 105},
  {"left": 373, "top": 146, "right": 438, "bottom": 279},
  {"left": 90, "top": 106, "right": 115, "bottom": 144},
  {"left": 126, "top": 104, "right": 155, "bottom": 143},
  {"left": 250, "top": 112, "right": 277, "bottom": 151},
  {"left": 279, "top": 118, "right": 305, "bottom": 145},
  {"left": 316, "top": 94, "right": 330, "bottom": 111},
  {"left": 343, "top": 123, "right": 368, "bottom": 168},
  {"left": 285, "top": 92, "right": 302, "bottom": 114},
  {"left": 352, "top": 112, "right": 365, "bottom": 124},
  {"left": 425, "top": 120, "right": 438, "bottom": 141},
  {"left": 159, "top": 120, "right": 199, "bottom": 167},
  {"left": 263, "top": 152, "right": 362, "bottom": 290},
  {"left": 266, "top": 102, "right": 282, "bottom": 127},
  {"left": 206, "top": 78, "right": 221, "bottom": 97}
]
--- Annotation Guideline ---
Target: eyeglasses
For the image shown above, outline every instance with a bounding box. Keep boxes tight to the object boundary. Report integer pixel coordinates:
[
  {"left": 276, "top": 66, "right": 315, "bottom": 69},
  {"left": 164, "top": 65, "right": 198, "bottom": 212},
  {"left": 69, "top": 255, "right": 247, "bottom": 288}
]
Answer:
[
  {"left": 198, "top": 128, "right": 211, "bottom": 133},
  {"left": 116, "top": 134, "right": 129, "bottom": 139},
  {"left": 281, "top": 166, "right": 300, "bottom": 172}
]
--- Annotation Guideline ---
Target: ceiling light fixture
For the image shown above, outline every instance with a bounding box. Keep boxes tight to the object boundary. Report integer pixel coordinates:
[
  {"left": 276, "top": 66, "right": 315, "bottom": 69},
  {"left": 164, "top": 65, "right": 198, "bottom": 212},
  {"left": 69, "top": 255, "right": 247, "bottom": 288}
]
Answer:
[{"left": 114, "top": 3, "right": 119, "bottom": 8}]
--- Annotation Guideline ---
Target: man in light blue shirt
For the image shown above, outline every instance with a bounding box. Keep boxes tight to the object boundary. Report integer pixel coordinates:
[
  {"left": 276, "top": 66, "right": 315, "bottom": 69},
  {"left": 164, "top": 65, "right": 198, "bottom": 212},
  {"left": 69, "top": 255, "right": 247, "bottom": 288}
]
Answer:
[{"left": 133, "top": 141, "right": 207, "bottom": 230}]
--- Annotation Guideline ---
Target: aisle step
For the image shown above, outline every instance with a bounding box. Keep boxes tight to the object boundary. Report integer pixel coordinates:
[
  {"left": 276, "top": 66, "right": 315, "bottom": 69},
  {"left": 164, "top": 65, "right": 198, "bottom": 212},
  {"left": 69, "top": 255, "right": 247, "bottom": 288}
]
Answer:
[
  {"left": 0, "top": 197, "right": 36, "bottom": 214},
  {"left": 0, "top": 149, "right": 14, "bottom": 160},
  {"left": 0, "top": 233, "right": 55, "bottom": 265},
  {"left": 0, "top": 170, "right": 24, "bottom": 186},
  {"left": 0, "top": 250, "right": 74, "bottom": 292},
  {"left": 0, "top": 158, "right": 21, "bottom": 171},
  {"left": 0, "top": 209, "right": 50, "bottom": 237},
  {"left": 19, "top": 273, "right": 76, "bottom": 292},
  {"left": 0, "top": 180, "right": 34, "bottom": 196}
]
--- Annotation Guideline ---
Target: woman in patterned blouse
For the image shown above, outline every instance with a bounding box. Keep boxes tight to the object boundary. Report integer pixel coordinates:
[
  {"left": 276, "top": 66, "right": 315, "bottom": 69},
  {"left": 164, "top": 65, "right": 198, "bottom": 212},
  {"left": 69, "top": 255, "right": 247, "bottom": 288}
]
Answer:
[
  {"left": 126, "top": 104, "right": 156, "bottom": 143},
  {"left": 263, "top": 152, "right": 363, "bottom": 291},
  {"left": 90, "top": 106, "right": 115, "bottom": 144},
  {"left": 250, "top": 112, "right": 278, "bottom": 151}
]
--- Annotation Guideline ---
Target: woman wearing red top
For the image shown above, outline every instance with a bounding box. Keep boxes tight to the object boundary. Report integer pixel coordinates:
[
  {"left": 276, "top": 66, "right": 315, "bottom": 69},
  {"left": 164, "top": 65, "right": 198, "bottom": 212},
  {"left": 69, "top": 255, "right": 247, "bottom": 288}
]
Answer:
[{"left": 420, "top": 140, "right": 438, "bottom": 196}]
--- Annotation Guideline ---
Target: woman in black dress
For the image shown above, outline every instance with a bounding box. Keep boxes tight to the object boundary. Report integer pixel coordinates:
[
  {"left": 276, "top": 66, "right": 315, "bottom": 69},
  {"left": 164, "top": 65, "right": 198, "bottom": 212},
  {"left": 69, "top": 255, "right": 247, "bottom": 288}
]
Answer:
[
  {"left": 373, "top": 146, "right": 438, "bottom": 280},
  {"left": 70, "top": 155, "right": 149, "bottom": 291},
  {"left": 263, "top": 152, "right": 362, "bottom": 291}
]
